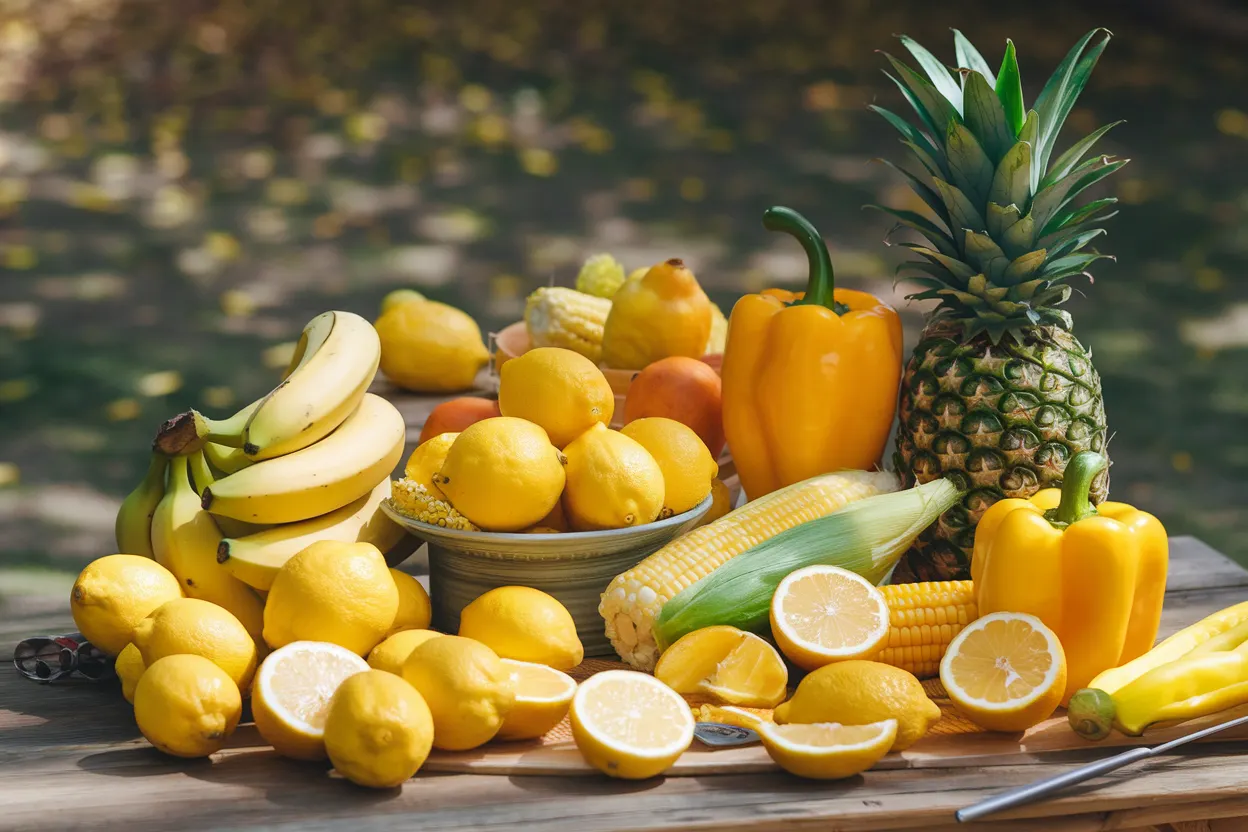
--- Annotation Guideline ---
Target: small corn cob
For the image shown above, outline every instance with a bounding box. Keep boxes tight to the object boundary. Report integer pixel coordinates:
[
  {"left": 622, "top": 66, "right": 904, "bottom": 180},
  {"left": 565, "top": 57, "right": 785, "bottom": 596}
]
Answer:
[
  {"left": 704, "top": 302, "right": 728, "bottom": 354},
  {"left": 524, "top": 286, "right": 611, "bottom": 363},
  {"left": 575, "top": 253, "right": 626, "bottom": 298},
  {"left": 389, "top": 478, "right": 478, "bottom": 531},
  {"left": 872, "top": 581, "right": 978, "bottom": 679},
  {"left": 600, "top": 470, "right": 901, "bottom": 671}
]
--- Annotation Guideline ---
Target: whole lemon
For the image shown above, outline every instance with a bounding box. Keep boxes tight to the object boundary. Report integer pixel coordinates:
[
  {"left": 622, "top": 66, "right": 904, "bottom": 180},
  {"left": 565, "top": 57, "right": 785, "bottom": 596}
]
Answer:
[
  {"left": 620, "top": 417, "right": 716, "bottom": 516},
  {"left": 71, "top": 555, "right": 184, "bottom": 656},
  {"left": 133, "top": 597, "right": 258, "bottom": 692},
  {"left": 324, "top": 670, "right": 435, "bottom": 788},
  {"left": 116, "top": 643, "right": 146, "bottom": 703},
  {"left": 263, "top": 541, "right": 399, "bottom": 656},
  {"left": 401, "top": 635, "right": 515, "bottom": 751},
  {"left": 498, "top": 347, "right": 614, "bottom": 448},
  {"left": 403, "top": 432, "right": 458, "bottom": 495},
  {"left": 379, "top": 288, "right": 427, "bottom": 316},
  {"left": 458, "top": 586, "right": 584, "bottom": 670},
  {"left": 134, "top": 654, "right": 242, "bottom": 758},
  {"left": 368, "top": 629, "right": 443, "bottom": 675},
  {"left": 376, "top": 300, "right": 489, "bottom": 393},
  {"left": 389, "top": 569, "right": 432, "bottom": 634},
  {"left": 435, "top": 417, "right": 566, "bottom": 532},
  {"left": 562, "top": 423, "right": 664, "bottom": 530},
  {"left": 772, "top": 660, "right": 941, "bottom": 752}
]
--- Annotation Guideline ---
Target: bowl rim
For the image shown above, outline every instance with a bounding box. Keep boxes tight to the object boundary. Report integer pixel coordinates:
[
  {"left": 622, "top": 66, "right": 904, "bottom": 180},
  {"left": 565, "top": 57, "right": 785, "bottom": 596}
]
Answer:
[{"left": 381, "top": 491, "right": 713, "bottom": 543}]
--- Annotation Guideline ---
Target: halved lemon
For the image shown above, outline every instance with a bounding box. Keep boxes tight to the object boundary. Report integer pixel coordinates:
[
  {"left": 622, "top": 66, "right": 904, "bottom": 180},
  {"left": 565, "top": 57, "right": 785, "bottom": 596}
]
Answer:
[
  {"left": 939, "top": 611, "right": 1067, "bottom": 733},
  {"left": 654, "top": 625, "right": 787, "bottom": 708},
  {"left": 496, "top": 658, "right": 577, "bottom": 741},
  {"left": 691, "top": 703, "right": 772, "bottom": 732},
  {"left": 759, "top": 720, "right": 897, "bottom": 779},
  {"left": 769, "top": 565, "right": 890, "bottom": 671},
  {"left": 570, "top": 670, "right": 694, "bottom": 779},
  {"left": 252, "top": 641, "right": 369, "bottom": 760}
]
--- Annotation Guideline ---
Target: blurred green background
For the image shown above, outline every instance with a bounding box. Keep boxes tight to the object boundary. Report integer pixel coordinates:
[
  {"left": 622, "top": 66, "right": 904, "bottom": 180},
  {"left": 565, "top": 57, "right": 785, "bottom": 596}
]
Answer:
[{"left": 1, "top": 0, "right": 1246, "bottom": 605}]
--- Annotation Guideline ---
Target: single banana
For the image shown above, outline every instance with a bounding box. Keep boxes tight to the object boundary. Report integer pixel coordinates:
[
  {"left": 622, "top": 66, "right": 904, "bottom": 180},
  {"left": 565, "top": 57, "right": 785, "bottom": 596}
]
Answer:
[
  {"left": 203, "top": 441, "right": 253, "bottom": 475},
  {"left": 217, "top": 479, "right": 407, "bottom": 590},
  {"left": 187, "top": 450, "right": 267, "bottom": 537},
  {"left": 151, "top": 456, "right": 265, "bottom": 640},
  {"left": 187, "top": 450, "right": 215, "bottom": 495},
  {"left": 201, "top": 393, "right": 405, "bottom": 525},
  {"left": 148, "top": 310, "right": 341, "bottom": 455},
  {"left": 240, "top": 310, "right": 380, "bottom": 460},
  {"left": 114, "top": 453, "right": 169, "bottom": 557}
]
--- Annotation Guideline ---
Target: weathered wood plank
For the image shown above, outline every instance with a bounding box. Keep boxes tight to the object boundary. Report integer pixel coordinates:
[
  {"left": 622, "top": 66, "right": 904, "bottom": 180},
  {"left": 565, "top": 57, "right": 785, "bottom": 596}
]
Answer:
[{"left": 2, "top": 483, "right": 1246, "bottom": 832}]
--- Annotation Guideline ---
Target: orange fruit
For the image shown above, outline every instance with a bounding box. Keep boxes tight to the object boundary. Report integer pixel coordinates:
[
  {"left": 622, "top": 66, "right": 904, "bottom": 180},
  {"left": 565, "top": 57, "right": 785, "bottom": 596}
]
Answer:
[
  {"left": 418, "top": 398, "right": 500, "bottom": 445},
  {"left": 622, "top": 356, "right": 724, "bottom": 457}
]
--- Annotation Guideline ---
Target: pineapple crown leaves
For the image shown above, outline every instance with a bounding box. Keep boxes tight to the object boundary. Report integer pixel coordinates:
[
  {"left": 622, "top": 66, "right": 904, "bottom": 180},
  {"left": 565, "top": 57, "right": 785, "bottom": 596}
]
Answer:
[{"left": 868, "top": 28, "right": 1128, "bottom": 344}]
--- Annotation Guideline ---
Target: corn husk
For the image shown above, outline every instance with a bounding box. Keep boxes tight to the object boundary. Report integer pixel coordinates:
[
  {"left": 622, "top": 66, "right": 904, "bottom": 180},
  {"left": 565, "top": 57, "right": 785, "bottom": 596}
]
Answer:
[{"left": 654, "top": 478, "right": 962, "bottom": 649}]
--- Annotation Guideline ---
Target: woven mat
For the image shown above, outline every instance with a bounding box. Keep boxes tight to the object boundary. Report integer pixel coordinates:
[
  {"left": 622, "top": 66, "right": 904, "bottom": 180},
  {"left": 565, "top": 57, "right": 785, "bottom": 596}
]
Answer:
[{"left": 534, "top": 658, "right": 983, "bottom": 746}]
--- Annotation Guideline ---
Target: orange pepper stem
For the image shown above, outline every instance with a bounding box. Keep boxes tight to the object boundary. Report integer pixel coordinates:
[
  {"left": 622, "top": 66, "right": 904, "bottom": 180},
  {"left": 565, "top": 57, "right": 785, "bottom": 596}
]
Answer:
[
  {"left": 1048, "top": 451, "right": 1108, "bottom": 527},
  {"left": 762, "top": 206, "right": 848, "bottom": 315}
]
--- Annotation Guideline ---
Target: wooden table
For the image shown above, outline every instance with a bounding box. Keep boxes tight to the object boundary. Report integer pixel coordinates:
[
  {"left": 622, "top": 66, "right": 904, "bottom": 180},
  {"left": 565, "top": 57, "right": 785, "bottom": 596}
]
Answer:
[{"left": 4, "top": 386, "right": 1248, "bottom": 831}]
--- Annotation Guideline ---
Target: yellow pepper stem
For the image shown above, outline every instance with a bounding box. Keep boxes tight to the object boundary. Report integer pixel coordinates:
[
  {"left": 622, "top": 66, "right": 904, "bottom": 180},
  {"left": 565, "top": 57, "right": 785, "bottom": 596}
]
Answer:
[
  {"left": 762, "top": 206, "right": 849, "bottom": 315},
  {"left": 1048, "top": 451, "right": 1108, "bottom": 527}
]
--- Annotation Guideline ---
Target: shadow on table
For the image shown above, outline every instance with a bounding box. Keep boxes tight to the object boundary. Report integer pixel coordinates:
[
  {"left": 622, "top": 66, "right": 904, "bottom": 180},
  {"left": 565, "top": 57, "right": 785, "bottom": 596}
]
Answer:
[{"left": 1, "top": 677, "right": 139, "bottom": 751}]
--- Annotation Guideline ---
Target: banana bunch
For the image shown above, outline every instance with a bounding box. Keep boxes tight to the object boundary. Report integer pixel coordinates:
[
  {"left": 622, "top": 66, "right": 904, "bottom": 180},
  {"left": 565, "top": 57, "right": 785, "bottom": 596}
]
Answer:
[{"left": 114, "top": 310, "right": 414, "bottom": 607}]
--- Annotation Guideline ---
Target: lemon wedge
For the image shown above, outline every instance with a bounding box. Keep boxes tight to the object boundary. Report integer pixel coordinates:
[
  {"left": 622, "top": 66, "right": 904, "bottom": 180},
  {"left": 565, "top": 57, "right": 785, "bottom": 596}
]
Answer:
[
  {"left": 759, "top": 720, "right": 897, "bottom": 779},
  {"left": 252, "top": 641, "right": 369, "bottom": 759},
  {"left": 939, "top": 611, "right": 1067, "bottom": 733},
  {"left": 770, "top": 565, "right": 890, "bottom": 670},
  {"left": 570, "top": 670, "right": 694, "bottom": 779},
  {"left": 654, "top": 625, "right": 787, "bottom": 708},
  {"left": 496, "top": 659, "right": 577, "bottom": 741}
]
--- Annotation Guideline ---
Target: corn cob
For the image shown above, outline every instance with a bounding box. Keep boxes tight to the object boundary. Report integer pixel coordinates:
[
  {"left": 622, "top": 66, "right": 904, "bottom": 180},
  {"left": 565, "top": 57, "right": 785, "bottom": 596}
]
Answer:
[
  {"left": 575, "top": 253, "right": 627, "bottom": 298},
  {"left": 653, "top": 479, "right": 963, "bottom": 658},
  {"left": 600, "top": 470, "right": 900, "bottom": 671},
  {"left": 524, "top": 287, "right": 611, "bottom": 363},
  {"left": 389, "top": 478, "right": 478, "bottom": 531},
  {"left": 705, "top": 302, "right": 728, "bottom": 354},
  {"left": 872, "top": 581, "right": 977, "bottom": 679}
]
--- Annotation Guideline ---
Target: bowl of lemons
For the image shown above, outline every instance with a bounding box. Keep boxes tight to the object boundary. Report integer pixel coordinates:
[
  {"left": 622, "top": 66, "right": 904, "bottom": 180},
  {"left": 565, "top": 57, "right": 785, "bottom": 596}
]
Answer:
[{"left": 382, "top": 347, "right": 721, "bottom": 657}]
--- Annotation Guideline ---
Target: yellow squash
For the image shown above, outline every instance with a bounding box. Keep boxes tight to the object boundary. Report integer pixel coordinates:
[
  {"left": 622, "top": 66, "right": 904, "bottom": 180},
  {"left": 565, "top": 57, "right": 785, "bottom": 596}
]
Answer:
[{"left": 973, "top": 452, "right": 1168, "bottom": 703}]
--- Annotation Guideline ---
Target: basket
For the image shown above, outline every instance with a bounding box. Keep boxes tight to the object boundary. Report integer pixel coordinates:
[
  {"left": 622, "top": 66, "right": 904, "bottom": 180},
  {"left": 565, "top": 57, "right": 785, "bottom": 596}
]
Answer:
[{"left": 380, "top": 494, "right": 714, "bottom": 657}]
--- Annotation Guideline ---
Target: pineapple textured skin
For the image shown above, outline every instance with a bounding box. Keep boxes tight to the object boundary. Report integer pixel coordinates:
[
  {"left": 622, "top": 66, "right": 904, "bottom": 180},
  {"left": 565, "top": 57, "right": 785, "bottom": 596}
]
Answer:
[{"left": 892, "top": 321, "right": 1108, "bottom": 581}]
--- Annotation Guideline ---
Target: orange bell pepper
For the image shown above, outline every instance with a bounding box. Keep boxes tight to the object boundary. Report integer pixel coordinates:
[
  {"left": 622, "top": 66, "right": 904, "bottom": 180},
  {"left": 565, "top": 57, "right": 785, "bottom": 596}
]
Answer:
[{"left": 721, "top": 206, "right": 903, "bottom": 500}]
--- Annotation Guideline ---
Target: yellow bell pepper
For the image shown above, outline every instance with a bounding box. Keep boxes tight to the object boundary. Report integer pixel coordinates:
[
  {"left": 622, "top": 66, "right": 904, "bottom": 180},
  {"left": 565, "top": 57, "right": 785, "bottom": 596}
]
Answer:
[
  {"left": 1069, "top": 602, "right": 1248, "bottom": 739},
  {"left": 721, "top": 206, "right": 903, "bottom": 500},
  {"left": 972, "top": 451, "right": 1168, "bottom": 703}
]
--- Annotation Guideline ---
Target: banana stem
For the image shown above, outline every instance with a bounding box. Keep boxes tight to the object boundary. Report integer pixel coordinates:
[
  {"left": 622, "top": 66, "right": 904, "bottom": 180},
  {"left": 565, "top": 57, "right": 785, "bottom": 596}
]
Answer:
[
  {"left": 762, "top": 206, "right": 848, "bottom": 315},
  {"left": 1050, "top": 451, "right": 1107, "bottom": 527}
]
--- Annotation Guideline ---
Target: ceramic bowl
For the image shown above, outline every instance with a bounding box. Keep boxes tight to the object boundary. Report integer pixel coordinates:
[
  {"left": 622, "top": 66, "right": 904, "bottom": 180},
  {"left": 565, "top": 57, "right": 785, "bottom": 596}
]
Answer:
[{"left": 380, "top": 493, "right": 713, "bottom": 657}]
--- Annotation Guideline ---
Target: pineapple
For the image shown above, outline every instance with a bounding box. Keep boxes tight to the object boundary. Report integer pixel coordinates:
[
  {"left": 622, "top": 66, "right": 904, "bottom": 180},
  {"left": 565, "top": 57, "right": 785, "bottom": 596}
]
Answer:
[{"left": 874, "top": 29, "right": 1124, "bottom": 581}]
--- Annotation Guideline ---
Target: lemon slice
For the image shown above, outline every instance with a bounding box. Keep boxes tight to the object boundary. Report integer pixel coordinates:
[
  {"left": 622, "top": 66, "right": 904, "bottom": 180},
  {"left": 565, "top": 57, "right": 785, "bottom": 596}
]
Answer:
[
  {"left": 655, "top": 625, "right": 787, "bottom": 708},
  {"left": 570, "top": 670, "right": 694, "bottom": 779},
  {"left": 252, "top": 641, "right": 369, "bottom": 760},
  {"left": 939, "top": 611, "right": 1067, "bottom": 733},
  {"left": 496, "top": 658, "right": 577, "bottom": 741},
  {"left": 769, "top": 565, "right": 890, "bottom": 670},
  {"left": 759, "top": 719, "right": 897, "bottom": 779}
]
